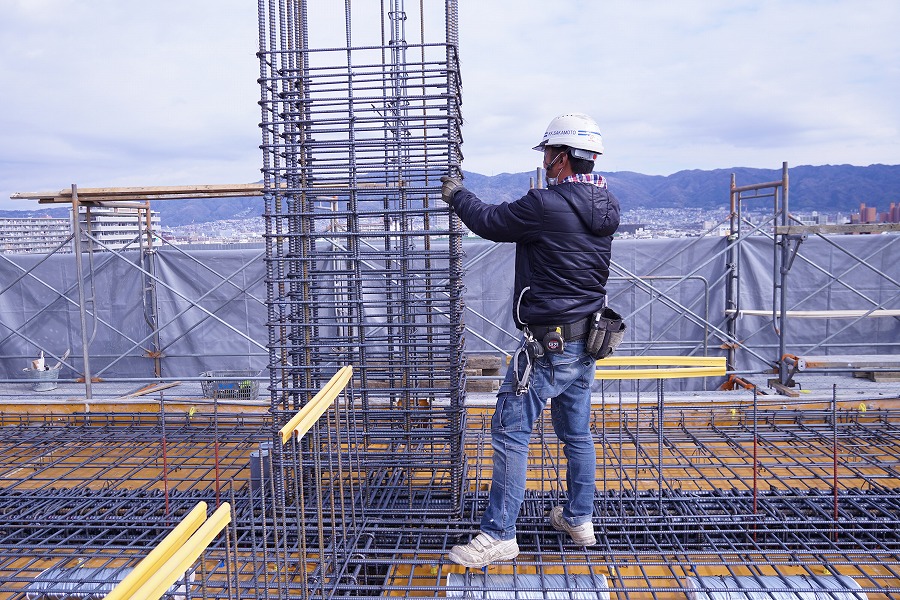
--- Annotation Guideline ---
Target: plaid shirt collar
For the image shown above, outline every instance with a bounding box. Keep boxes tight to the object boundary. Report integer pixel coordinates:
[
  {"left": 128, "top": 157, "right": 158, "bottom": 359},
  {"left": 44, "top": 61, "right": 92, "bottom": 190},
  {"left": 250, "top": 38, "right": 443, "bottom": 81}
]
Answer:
[{"left": 559, "top": 173, "right": 607, "bottom": 189}]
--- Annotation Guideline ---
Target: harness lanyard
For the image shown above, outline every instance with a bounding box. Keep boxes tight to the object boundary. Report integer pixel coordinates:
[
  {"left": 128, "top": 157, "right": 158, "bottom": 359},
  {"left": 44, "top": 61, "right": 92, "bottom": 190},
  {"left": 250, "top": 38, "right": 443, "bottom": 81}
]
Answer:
[
  {"left": 514, "top": 287, "right": 534, "bottom": 395},
  {"left": 512, "top": 343, "right": 532, "bottom": 395}
]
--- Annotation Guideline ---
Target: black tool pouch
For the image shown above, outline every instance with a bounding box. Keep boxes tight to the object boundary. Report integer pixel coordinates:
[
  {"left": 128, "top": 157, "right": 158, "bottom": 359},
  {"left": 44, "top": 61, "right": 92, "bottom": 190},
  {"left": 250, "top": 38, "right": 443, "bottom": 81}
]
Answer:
[{"left": 585, "top": 307, "right": 626, "bottom": 360}]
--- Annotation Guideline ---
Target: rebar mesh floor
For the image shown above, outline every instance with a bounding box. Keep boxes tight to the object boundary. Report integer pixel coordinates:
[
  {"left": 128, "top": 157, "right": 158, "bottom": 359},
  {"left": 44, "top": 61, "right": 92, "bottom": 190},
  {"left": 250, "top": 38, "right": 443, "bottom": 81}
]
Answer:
[
  {"left": 1, "top": 400, "right": 899, "bottom": 598},
  {"left": 0, "top": 412, "right": 268, "bottom": 598},
  {"left": 317, "top": 402, "right": 900, "bottom": 598}
]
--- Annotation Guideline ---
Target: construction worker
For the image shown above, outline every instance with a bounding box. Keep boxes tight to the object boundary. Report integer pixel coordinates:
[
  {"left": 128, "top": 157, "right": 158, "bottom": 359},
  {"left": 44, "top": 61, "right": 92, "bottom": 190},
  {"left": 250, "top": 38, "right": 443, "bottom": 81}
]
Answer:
[{"left": 441, "top": 113, "right": 620, "bottom": 568}]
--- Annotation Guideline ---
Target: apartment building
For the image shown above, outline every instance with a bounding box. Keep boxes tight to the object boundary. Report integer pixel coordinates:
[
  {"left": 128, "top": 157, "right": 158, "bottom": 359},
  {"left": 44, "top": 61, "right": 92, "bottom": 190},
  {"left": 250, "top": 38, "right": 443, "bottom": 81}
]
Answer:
[
  {"left": 0, "top": 217, "right": 72, "bottom": 254},
  {"left": 1, "top": 207, "right": 162, "bottom": 254},
  {"left": 76, "top": 206, "right": 161, "bottom": 251}
]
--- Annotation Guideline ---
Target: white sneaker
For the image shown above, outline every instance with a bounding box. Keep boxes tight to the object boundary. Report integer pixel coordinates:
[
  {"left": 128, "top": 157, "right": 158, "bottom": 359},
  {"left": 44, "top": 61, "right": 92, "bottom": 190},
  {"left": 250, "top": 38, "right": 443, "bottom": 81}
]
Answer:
[
  {"left": 448, "top": 532, "right": 519, "bottom": 568},
  {"left": 550, "top": 506, "right": 596, "bottom": 545}
]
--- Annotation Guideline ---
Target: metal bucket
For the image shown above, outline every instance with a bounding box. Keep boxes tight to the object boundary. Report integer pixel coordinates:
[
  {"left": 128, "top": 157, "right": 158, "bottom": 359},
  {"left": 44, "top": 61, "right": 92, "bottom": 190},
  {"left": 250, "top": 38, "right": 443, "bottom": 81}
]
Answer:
[{"left": 23, "top": 366, "right": 60, "bottom": 392}]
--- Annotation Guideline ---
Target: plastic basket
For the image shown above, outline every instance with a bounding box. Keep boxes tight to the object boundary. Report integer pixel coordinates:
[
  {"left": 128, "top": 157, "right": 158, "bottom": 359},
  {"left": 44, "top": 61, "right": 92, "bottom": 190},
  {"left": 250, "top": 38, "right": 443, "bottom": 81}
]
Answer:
[{"left": 200, "top": 370, "right": 261, "bottom": 400}]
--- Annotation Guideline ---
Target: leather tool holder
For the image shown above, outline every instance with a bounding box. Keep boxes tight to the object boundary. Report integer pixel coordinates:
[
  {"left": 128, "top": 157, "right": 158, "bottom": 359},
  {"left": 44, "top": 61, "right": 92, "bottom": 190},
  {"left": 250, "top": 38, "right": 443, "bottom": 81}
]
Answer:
[{"left": 585, "top": 307, "right": 626, "bottom": 360}]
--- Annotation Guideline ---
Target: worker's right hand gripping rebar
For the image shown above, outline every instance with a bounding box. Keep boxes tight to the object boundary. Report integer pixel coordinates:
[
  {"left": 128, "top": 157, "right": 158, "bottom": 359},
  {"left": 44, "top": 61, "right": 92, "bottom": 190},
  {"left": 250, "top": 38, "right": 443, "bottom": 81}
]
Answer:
[{"left": 440, "top": 176, "right": 462, "bottom": 205}]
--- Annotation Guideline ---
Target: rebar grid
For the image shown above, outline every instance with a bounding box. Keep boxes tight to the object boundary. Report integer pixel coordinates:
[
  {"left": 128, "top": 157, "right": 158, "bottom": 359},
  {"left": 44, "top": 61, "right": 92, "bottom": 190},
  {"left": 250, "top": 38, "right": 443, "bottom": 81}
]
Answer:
[
  {"left": 0, "top": 412, "right": 270, "bottom": 495},
  {"left": 266, "top": 383, "right": 900, "bottom": 598},
  {"left": 0, "top": 411, "right": 266, "bottom": 599},
  {"left": 0, "top": 382, "right": 897, "bottom": 597}
]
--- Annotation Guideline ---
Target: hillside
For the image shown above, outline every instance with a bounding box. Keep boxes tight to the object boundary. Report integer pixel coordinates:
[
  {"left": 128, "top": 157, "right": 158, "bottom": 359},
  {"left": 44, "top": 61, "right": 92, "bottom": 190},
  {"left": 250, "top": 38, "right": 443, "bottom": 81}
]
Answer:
[{"left": 3, "top": 164, "right": 898, "bottom": 225}]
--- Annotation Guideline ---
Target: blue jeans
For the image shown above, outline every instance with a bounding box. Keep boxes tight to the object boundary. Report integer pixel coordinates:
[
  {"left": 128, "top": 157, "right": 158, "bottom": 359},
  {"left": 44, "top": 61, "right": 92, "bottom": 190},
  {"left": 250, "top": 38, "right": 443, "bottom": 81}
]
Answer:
[{"left": 480, "top": 339, "right": 598, "bottom": 541}]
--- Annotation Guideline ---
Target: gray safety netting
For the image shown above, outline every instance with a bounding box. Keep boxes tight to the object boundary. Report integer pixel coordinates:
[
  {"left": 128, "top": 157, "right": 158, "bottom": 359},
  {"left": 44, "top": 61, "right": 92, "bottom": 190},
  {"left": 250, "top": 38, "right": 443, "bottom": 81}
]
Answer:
[{"left": 1, "top": 234, "right": 897, "bottom": 390}]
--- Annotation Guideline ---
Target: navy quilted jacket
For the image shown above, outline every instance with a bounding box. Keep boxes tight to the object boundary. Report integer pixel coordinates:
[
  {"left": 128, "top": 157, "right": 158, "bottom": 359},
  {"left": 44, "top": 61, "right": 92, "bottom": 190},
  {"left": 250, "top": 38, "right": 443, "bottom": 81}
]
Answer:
[{"left": 449, "top": 180, "right": 619, "bottom": 328}]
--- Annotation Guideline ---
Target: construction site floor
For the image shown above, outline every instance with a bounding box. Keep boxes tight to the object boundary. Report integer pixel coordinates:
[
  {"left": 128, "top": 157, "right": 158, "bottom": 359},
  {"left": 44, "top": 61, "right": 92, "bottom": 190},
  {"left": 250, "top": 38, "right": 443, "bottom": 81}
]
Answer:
[
  {"left": 2, "top": 370, "right": 898, "bottom": 413},
  {"left": 0, "top": 373, "right": 898, "bottom": 598}
]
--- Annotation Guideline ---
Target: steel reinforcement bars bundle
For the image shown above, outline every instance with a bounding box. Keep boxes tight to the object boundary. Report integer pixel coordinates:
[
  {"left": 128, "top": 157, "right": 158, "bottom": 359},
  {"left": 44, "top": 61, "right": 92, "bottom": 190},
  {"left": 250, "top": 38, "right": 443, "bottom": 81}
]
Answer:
[{"left": 257, "top": 0, "right": 466, "bottom": 516}]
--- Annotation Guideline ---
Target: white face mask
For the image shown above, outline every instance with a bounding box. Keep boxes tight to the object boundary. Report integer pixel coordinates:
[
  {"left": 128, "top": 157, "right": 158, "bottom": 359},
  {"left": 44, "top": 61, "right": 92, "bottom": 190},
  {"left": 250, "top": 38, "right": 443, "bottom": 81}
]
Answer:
[{"left": 544, "top": 152, "right": 564, "bottom": 186}]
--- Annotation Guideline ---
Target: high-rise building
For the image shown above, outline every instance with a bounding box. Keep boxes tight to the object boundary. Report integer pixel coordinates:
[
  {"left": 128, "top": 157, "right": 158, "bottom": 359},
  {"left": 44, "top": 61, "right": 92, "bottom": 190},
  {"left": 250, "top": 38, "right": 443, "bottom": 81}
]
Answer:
[{"left": 858, "top": 202, "right": 899, "bottom": 224}]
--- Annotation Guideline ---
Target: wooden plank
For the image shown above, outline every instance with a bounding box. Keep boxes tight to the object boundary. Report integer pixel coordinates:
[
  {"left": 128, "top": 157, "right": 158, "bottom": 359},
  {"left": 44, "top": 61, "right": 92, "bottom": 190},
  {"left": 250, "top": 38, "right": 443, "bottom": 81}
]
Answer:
[
  {"left": 11, "top": 183, "right": 265, "bottom": 202},
  {"left": 798, "top": 354, "right": 900, "bottom": 369},
  {"left": 768, "top": 380, "right": 801, "bottom": 397},
  {"left": 869, "top": 372, "right": 900, "bottom": 383},
  {"left": 775, "top": 223, "right": 900, "bottom": 235},
  {"left": 12, "top": 180, "right": 406, "bottom": 203},
  {"left": 118, "top": 381, "right": 182, "bottom": 399},
  {"left": 466, "top": 354, "right": 503, "bottom": 371}
]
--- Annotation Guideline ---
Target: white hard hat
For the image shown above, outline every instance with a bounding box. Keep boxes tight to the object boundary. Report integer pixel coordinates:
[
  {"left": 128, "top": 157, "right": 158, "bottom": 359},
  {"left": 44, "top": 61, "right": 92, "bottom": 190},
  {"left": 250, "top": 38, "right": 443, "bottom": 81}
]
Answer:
[{"left": 532, "top": 112, "right": 604, "bottom": 160}]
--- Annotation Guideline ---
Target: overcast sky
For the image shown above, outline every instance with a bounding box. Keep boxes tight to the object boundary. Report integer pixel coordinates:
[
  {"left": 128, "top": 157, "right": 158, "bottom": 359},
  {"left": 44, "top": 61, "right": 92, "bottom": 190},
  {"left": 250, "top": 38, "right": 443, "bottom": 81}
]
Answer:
[{"left": 1, "top": 1, "right": 898, "bottom": 211}]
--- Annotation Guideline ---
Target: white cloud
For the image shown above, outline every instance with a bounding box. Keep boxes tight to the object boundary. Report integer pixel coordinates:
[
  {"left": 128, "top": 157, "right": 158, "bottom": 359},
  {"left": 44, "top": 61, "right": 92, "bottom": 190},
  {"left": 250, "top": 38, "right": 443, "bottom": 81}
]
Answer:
[
  {"left": 1, "top": 0, "right": 898, "bottom": 209},
  {"left": 458, "top": 0, "right": 900, "bottom": 174}
]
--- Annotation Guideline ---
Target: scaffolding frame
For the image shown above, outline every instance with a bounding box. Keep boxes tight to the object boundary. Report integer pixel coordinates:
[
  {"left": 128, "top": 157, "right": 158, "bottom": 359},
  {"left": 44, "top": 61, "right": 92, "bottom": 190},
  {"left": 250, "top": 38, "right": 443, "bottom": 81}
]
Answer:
[
  {"left": 3, "top": 184, "right": 271, "bottom": 401},
  {"left": 725, "top": 162, "right": 900, "bottom": 394}
]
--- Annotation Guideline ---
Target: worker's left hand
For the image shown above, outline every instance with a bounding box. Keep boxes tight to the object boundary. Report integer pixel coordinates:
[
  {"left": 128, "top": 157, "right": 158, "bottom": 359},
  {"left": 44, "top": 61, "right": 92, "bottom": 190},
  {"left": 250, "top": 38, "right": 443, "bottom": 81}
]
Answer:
[{"left": 440, "top": 175, "right": 462, "bottom": 205}]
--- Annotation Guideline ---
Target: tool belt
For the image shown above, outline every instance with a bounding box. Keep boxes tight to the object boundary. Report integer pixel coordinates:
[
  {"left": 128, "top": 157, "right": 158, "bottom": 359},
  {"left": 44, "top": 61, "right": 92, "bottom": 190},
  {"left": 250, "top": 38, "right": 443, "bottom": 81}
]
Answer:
[
  {"left": 514, "top": 319, "right": 591, "bottom": 395},
  {"left": 528, "top": 318, "right": 590, "bottom": 344},
  {"left": 585, "top": 307, "right": 626, "bottom": 360},
  {"left": 514, "top": 309, "right": 626, "bottom": 395}
]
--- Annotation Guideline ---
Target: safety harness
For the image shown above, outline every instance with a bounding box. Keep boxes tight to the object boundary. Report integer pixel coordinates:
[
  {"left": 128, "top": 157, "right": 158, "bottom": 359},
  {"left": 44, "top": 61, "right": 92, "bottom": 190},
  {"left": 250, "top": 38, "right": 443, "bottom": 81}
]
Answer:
[{"left": 511, "top": 288, "right": 626, "bottom": 396}]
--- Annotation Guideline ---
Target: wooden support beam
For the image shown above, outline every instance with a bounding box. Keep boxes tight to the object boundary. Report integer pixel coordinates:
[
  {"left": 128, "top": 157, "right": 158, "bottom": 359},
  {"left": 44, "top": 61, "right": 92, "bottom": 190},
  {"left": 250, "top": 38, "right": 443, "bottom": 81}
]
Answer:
[
  {"left": 768, "top": 380, "right": 801, "bottom": 397},
  {"left": 797, "top": 354, "right": 900, "bottom": 370},
  {"left": 11, "top": 183, "right": 265, "bottom": 203},
  {"left": 775, "top": 223, "right": 900, "bottom": 235}
]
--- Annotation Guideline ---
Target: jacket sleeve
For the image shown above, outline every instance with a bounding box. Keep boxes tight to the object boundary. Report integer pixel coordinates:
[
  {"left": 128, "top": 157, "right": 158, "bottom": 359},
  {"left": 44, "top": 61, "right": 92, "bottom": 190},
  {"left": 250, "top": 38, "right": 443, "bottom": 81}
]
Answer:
[{"left": 450, "top": 187, "right": 543, "bottom": 243}]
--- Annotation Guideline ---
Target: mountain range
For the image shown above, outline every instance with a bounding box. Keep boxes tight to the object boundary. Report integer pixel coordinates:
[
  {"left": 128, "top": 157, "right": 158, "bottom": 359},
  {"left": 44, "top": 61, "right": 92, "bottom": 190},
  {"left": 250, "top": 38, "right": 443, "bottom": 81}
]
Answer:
[
  {"left": 463, "top": 164, "right": 900, "bottom": 213},
  {"left": 3, "top": 164, "right": 898, "bottom": 226}
]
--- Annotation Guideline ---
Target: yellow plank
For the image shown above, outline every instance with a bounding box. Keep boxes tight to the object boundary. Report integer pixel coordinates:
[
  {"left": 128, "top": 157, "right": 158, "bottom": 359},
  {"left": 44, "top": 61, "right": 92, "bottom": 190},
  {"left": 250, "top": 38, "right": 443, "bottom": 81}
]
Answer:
[
  {"left": 278, "top": 366, "right": 354, "bottom": 444},
  {"left": 129, "top": 503, "right": 232, "bottom": 600},
  {"left": 105, "top": 501, "right": 208, "bottom": 600},
  {"left": 599, "top": 356, "right": 724, "bottom": 367},
  {"left": 595, "top": 356, "right": 726, "bottom": 380}
]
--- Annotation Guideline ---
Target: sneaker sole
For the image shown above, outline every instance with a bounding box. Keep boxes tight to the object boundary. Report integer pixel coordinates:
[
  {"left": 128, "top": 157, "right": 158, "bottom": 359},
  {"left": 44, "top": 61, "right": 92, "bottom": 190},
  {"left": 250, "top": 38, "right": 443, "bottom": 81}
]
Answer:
[
  {"left": 552, "top": 525, "right": 596, "bottom": 545},
  {"left": 567, "top": 532, "right": 597, "bottom": 545},
  {"left": 447, "top": 546, "right": 519, "bottom": 569}
]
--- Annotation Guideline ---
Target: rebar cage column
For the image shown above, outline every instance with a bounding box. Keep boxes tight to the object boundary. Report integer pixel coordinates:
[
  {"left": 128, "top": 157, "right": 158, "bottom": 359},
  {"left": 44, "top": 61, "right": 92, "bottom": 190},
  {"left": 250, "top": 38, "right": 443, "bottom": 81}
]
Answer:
[{"left": 258, "top": 0, "right": 466, "bottom": 516}]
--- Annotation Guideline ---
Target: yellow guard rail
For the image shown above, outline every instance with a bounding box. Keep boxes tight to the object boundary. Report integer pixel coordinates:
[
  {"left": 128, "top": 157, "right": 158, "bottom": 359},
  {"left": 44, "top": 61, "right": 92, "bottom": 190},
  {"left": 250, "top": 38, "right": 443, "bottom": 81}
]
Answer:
[
  {"left": 105, "top": 500, "right": 231, "bottom": 600},
  {"left": 279, "top": 365, "right": 354, "bottom": 444},
  {"left": 594, "top": 355, "right": 726, "bottom": 380}
]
